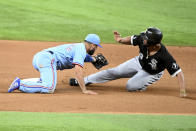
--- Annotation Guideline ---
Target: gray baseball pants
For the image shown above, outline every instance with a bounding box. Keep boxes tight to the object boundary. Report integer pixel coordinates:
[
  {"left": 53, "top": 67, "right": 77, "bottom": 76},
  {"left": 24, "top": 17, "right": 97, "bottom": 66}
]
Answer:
[{"left": 84, "top": 56, "right": 164, "bottom": 91}]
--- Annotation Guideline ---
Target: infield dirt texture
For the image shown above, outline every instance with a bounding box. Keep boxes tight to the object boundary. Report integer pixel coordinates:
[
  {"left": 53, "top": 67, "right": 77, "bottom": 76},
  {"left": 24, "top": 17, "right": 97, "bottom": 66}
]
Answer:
[{"left": 0, "top": 40, "right": 196, "bottom": 114}]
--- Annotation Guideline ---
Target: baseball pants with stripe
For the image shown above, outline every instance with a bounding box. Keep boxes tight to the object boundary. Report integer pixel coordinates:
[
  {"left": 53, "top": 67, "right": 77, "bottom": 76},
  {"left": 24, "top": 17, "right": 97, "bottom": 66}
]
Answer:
[
  {"left": 84, "top": 56, "right": 164, "bottom": 91},
  {"left": 19, "top": 51, "right": 57, "bottom": 93}
]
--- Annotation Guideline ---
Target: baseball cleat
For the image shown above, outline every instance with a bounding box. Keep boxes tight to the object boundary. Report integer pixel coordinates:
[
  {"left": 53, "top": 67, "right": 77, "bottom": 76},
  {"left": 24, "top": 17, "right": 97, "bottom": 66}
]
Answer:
[
  {"left": 69, "top": 78, "right": 79, "bottom": 86},
  {"left": 8, "top": 77, "right": 21, "bottom": 93}
]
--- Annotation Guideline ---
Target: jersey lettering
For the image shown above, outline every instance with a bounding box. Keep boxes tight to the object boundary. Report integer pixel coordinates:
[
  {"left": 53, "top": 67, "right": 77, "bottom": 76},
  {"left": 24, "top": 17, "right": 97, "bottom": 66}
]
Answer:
[
  {"left": 66, "top": 45, "right": 74, "bottom": 52},
  {"left": 148, "top": 59, "right": 158, "bottom": 70}
]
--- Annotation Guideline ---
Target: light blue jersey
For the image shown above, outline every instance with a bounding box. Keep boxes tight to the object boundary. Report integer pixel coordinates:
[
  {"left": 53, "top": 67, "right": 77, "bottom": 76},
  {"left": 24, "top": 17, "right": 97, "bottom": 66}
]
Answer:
[
  {"left": 8, "top": 34, "right": 102, "bottom": 94},
  {"left": 19, "top": 43, "right": 88, "bottom": 93},
  {"left": 45, "top": 43, "right": 86, "bottom": 70}
]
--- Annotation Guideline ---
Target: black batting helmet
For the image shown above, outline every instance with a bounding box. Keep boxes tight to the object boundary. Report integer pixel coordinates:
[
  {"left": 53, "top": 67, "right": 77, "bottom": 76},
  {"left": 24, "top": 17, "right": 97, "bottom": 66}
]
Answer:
[{"left": 145, "top": 27, "right": 163, "bottom": 45}]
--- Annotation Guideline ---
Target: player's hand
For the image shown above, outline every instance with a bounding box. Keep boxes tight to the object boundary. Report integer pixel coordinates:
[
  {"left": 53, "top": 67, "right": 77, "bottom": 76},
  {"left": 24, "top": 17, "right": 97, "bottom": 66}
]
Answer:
[
  {"left": 180, "top": 90, "right": 187, "bottom": 98},
  {"left": 82, "top": 90, "right": 98, "bottom": 95},
  {"left": 114, "top": 31, "right": 121, "bottom": 42}
]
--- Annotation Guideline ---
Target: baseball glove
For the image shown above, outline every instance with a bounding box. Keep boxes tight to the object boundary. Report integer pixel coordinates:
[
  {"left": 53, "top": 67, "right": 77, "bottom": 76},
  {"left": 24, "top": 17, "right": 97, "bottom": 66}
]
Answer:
[{"left": 92, "top": 53, "right": 108, "bottom": 70}]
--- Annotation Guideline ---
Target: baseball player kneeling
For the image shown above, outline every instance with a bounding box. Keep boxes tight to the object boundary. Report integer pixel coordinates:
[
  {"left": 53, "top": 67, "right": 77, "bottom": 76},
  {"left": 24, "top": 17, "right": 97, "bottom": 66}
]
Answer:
[
  {"left": 70, "top": 27, "right": 187, "bottom": 98},
  {"left": 8, "top": 34, "right": 108, "bottom": 95}
]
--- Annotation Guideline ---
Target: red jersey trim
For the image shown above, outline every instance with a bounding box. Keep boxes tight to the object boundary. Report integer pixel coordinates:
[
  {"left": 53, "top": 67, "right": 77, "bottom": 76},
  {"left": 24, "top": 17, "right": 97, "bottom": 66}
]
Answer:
[{"left": 72, "top": 62, "right": 84, "bottom": 68}]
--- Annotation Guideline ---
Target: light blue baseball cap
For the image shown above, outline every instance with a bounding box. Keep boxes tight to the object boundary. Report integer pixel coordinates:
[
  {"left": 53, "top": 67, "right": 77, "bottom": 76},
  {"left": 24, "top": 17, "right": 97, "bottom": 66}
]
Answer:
[{"left": 85, "top": 34, "right": 102, "bottom": 48}]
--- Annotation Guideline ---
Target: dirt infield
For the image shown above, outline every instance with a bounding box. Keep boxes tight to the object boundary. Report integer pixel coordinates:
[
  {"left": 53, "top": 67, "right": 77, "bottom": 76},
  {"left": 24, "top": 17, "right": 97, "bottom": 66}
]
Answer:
[{"left": 0, "top": 40, "right": 196, "bottom": 114}]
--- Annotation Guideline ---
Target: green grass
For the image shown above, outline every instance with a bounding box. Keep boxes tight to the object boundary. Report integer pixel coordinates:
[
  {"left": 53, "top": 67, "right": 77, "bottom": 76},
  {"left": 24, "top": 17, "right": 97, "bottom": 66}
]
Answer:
[
  {"left": 0, "top": 112, "right": 196, "bottom": 131},
  {"left": 1, "top": 1, "right": 195, "bottom": 130},
  {"left": 0, "top": 0, "right": 195, "bottom": 46}
]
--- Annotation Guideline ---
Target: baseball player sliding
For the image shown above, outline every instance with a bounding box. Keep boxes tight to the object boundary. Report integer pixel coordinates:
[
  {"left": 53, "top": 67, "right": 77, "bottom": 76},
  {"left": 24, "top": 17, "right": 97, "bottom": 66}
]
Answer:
[
  {"left": 70, "top": 27, "right": 187, "bottom": 97},
  {"left": 8, "top": 34, "right": 108, "bottom": 95}
]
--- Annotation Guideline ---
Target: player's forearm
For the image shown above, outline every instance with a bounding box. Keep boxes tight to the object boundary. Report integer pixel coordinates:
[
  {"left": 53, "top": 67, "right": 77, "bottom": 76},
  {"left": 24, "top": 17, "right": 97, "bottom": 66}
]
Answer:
[
  {"left": 176, "top": 71, "right": 187, "bottom": 97},
  {"left": 118, "top": 36, "right": 131, "bottom": 45},
  {"left": 76, "top": 76, "right": 87, "bottom": 93},
  {"left": 74, "top": 66, "right": 87, "bottom": 93},
  {"left": 74, "top": 65, "right": 97, "bottom": 95},
  {"left": 114, "top": 31, "right": 131, "bottom": 45}
]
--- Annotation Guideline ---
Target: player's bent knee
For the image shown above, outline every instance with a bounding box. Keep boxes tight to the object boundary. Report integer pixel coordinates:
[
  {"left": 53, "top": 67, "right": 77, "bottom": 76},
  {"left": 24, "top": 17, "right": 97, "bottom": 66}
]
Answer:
[
  {"left": 126, "top": 84, "right": 138, "bottom": 91},
  {"left": 126, "top": 83, "right": 146, "bottom": 92},
  {"left": 41, "top": 88, "right": 54, "bottom": 93},
  {"left": 19, "top": 87, "right": 35, "bottom": 93},
  {"left": 40, "top": 83, "right": 56, "bottom": 93}
]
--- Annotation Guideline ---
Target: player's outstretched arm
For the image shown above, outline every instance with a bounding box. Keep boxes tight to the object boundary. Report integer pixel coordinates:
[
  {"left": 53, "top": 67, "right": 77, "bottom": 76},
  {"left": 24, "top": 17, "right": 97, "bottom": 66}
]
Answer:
[
  {"left": 176, "top": 71, "right": 187, "bottom": 98},
  {"left": 74, "top": 65, "right": 98, "bottom": 95},
  {"left": 113, "top": 31, "right": 131, "bottom": 45}
]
